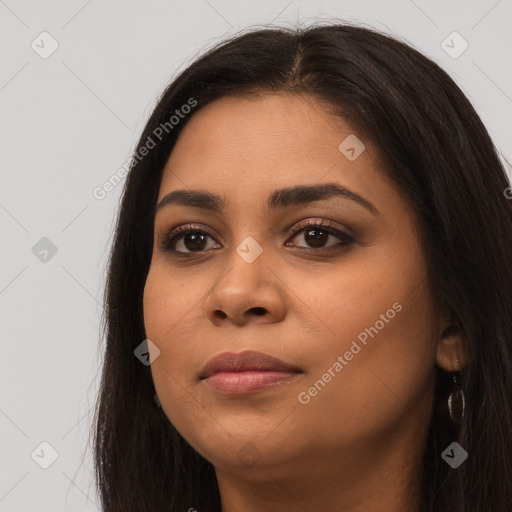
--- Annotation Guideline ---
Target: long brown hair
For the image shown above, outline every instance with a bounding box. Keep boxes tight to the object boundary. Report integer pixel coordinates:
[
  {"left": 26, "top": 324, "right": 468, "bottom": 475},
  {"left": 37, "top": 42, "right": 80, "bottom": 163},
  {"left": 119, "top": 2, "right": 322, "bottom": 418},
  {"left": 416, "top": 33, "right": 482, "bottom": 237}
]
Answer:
[{"left": 92, "top": 23, "right": 512, "bottom": 511}]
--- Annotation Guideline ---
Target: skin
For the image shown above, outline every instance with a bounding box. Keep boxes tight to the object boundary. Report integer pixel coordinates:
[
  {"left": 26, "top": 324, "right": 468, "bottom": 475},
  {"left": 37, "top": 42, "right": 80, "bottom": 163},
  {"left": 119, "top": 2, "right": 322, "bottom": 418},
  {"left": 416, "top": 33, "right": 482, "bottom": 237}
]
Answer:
[{"left": 143, "top": 93, "right": 468, "bottom": 512}]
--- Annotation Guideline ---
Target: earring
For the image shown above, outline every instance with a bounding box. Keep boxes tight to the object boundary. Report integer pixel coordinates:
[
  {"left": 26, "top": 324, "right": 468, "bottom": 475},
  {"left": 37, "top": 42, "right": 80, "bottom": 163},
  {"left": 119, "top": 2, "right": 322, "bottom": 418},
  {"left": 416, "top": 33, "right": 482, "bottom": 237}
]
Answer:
[
  {"left": 153, "top": 392, "right": 161, "bottom": 408},
  {"left": 447, "top": 372, "right": 465, "bottom": 424}
]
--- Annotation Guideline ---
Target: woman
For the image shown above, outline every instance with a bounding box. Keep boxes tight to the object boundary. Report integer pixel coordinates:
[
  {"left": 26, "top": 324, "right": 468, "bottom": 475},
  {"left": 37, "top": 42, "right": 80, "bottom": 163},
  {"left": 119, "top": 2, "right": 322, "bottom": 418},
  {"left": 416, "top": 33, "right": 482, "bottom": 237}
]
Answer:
[{"left": 92, "top": 23, "right": 512, "bottom": 511}]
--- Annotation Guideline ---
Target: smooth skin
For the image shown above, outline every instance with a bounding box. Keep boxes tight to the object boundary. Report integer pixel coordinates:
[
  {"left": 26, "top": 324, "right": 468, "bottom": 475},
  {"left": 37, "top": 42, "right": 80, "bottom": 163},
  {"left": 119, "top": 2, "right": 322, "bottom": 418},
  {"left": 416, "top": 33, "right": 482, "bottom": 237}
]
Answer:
[{"left": 143, "top": 93, "right": 468, "bottom": 512}]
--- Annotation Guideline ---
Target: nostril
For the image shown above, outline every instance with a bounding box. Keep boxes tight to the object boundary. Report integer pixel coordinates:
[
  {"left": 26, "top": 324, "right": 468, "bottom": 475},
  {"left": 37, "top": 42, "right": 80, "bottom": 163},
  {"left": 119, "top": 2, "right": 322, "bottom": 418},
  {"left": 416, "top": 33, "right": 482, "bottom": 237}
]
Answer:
[{"left": 251, "top": 307, "right": 266, "bottom": 316}]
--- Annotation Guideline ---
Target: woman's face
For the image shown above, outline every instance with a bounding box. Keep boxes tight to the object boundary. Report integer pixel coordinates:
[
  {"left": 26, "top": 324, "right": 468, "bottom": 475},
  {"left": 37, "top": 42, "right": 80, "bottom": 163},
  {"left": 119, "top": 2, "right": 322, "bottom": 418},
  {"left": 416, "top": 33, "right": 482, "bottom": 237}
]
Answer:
[{"left": 143, "top": 93, "right": 461, "bottom": 483}]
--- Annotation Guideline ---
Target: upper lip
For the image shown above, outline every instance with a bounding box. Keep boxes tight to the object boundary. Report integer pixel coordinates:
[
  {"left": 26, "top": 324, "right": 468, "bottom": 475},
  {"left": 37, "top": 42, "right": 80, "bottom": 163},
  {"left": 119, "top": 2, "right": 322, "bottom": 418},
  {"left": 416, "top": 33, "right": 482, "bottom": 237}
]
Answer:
[{"left": 199, "top": 350, "right": 302, "bottom": 379}]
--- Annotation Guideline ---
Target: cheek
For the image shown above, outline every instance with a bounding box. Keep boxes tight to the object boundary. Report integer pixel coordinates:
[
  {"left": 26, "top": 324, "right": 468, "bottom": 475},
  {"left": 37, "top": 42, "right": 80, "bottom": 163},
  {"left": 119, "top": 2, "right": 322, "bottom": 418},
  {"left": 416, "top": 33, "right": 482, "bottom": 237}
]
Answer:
[
  {"left": 294, "top": 274, "right": 437, "bottom": 444},
  {"left": 143, "top": 270, "right": 183, "bottom": 393},
  {"left": 143, "top": 266, "right": 197, "bottom": 343},
  {"left": 143, "top": 268, "right": 212, "bottom": 429}
]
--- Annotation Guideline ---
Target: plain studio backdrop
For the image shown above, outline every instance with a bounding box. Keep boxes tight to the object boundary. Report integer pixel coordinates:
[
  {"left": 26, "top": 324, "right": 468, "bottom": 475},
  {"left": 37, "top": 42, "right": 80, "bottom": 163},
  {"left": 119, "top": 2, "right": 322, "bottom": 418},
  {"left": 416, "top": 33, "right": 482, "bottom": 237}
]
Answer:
[{"left": 0, "top": 1, "right": 511, "bottom": 510}]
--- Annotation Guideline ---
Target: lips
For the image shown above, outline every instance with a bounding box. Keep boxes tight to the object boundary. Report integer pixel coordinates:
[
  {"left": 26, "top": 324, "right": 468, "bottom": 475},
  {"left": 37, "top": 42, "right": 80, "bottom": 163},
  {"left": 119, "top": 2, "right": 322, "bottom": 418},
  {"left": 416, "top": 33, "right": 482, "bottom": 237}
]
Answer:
[
  {"left": 199, "top": 350, "right": 302, "bottom": 380},
  {"left": 199, "top": 350, "right": 303, "bottom": 395}
]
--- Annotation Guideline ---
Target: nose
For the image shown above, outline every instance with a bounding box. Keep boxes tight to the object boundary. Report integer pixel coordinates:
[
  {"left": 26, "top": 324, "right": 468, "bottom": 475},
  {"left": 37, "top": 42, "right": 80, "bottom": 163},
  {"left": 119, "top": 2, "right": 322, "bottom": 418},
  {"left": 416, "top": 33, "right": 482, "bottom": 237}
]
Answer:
[{"left": 203, "top": 247, "right": 286, "bottom": 327}]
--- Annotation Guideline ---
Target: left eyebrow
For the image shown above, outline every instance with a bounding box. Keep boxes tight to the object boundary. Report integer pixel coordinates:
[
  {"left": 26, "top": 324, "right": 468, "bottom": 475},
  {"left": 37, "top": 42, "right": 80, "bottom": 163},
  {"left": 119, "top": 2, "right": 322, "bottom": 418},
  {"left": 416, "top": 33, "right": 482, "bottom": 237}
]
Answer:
[{"left": 155, "top": 183, "right": 379, "bottom": 216}]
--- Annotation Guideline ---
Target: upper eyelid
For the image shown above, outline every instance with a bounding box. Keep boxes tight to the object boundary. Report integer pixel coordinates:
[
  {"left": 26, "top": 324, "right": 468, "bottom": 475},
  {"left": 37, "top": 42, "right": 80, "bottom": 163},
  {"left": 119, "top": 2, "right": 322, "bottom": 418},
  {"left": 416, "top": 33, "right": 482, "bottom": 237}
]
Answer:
[{"left": 162, "top": 219, "right": 352, "bottom": 248}]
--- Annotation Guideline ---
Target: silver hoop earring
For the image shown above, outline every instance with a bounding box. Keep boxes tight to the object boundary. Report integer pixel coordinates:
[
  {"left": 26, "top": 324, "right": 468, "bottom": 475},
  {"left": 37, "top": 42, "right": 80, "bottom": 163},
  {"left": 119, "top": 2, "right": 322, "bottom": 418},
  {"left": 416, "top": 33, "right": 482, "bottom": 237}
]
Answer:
[
  {"left": 447, "top": 372, "right": 465, "bottom": 423},
  {"left": 153, "top": 392, "right": 161, "bottom": 409}
]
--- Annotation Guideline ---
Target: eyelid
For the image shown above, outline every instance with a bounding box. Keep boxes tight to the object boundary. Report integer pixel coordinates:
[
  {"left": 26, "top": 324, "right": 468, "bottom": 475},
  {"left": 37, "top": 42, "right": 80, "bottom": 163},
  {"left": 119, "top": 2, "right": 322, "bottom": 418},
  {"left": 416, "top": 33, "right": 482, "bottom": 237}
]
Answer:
[
  {"left": 284, "top": 217, "right": 353, "bottom": 238},
  {"left": 157, "top": 223, "right": 219, "bottom": 253},
  {"left": 158, "top": 218, "right": 354, "bottom": 255}
]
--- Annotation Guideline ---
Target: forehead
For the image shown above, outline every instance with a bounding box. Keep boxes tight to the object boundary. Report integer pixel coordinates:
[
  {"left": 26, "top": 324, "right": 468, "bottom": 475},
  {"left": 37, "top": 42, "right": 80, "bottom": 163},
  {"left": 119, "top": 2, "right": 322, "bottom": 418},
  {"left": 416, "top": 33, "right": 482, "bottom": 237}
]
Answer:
[
  {"left": 165, "top": 93, "right": 355, "bottom": 166},
  {"left": 157, "top": 93, "right": 399, "bottom": 216}
]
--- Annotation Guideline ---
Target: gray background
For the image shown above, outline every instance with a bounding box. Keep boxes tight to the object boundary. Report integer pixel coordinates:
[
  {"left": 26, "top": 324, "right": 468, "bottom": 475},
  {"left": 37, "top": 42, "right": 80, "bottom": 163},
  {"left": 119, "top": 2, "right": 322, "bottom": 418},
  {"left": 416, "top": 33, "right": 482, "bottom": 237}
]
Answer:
[{"left": 1, "top": 0, "right": 511, "bottom": 510}]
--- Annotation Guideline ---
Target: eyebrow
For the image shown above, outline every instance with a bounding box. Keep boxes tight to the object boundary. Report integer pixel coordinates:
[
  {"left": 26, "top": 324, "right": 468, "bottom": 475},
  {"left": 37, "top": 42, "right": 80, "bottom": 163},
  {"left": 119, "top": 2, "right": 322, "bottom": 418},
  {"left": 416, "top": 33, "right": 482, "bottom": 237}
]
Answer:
[{"left": 155, "top": 183, "right": 379, "bottom": 216}]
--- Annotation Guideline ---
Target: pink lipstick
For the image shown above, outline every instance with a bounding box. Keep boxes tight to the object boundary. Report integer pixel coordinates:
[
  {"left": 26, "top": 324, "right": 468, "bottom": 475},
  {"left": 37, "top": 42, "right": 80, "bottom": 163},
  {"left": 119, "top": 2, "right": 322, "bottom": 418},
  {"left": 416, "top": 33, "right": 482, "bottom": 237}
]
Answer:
[{"left": 200, "top": 350, "right": 302, "bottom": 395}]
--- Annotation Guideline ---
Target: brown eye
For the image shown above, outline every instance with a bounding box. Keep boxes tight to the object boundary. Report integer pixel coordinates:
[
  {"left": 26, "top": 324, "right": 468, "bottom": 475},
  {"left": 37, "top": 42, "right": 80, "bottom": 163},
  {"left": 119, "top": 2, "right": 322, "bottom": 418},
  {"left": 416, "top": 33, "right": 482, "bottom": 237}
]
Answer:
[
  {"left": 162, "top": 231, "right": 219, "bottom": 253},
  {"left": 158, "top": 220, "right": 354, "bottom": 257},
  {"left": 180, "top": 232, "right": 209, "bottom": 252},
  {"left": 285, "top": 220, "right": 354, "bottom": 251},
  {"left": 158, "top": 225, "right": 220, "bottom": 254},
  {"left": 302, "top": 228, "right": 330, "bottom": 248}
]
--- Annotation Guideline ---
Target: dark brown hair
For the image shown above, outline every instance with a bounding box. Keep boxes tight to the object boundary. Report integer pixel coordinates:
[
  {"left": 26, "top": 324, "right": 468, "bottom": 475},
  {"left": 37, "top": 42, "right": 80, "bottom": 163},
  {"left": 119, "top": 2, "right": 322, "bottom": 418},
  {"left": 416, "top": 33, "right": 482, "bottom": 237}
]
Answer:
[{"left": 92, "top": 23, "right": 512, "bottom": 511}]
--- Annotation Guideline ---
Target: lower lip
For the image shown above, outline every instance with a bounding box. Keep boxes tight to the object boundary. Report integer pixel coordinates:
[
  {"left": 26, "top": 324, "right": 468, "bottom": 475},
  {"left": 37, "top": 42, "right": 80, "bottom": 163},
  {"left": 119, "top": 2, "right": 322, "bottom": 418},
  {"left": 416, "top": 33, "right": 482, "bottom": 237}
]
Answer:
[{"left": 202, "top": 371, "right": 300, "bottom": 395}]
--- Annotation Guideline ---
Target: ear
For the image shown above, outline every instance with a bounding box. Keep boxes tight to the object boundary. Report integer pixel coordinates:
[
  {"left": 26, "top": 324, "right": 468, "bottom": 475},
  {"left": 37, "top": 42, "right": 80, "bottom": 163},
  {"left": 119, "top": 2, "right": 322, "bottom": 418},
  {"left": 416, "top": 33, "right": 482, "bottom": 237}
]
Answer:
[{"left": 435, "top": 309, "right": 468, "bottom": 372}]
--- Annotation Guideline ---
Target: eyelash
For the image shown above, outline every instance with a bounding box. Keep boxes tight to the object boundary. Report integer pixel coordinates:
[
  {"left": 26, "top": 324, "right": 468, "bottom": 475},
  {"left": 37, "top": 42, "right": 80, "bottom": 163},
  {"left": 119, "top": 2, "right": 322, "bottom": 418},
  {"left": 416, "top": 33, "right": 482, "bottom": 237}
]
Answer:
[{"left": 157, "top": 219, "right": 355, "bottom": 257}]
